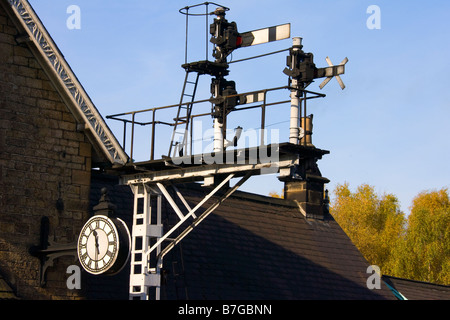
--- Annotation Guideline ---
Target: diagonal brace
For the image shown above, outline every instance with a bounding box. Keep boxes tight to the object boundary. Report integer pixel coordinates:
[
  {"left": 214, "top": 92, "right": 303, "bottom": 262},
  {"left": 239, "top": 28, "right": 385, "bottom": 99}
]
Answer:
[
  {"left": 171, "top": 184, "right": 196, "bottom": 219},
  {"left": 157, "top": 171, "right": 253, "bottom": 263},
  {"left": 156, "top": 182, "right": 185, "bottom": 220},
  {"left": 145, "top": 173, "right": 235, "bottom": 258}
]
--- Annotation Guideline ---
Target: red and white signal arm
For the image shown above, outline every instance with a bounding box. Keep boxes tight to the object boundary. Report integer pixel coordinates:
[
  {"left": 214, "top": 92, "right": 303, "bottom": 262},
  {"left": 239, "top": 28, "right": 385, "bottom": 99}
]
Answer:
[{"left": 239, "top": 23, "right": 291, "bottom": 47}]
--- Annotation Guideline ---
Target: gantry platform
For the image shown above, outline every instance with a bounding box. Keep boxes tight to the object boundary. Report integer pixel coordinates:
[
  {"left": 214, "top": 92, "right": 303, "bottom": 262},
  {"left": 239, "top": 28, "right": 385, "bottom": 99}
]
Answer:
[{"left": 116, "top": 143, "right": 329, "bottom": 186}]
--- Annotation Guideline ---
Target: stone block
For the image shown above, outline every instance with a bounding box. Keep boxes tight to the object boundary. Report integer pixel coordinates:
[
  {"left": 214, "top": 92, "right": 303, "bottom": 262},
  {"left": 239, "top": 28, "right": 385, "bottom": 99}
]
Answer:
[
  {"left": 79, "top": 142, "right": 91, "bottom": 157},
  {"left": 72, "top": 169, "right": 90, "bottom": 186}
]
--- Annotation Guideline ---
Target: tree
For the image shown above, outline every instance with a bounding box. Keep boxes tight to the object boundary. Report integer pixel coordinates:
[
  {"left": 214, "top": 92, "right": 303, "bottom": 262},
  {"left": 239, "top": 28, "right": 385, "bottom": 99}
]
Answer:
[
  {"left": 268, "top": 191, "right": 283, "bottom": 199},
  {"left": 330, "top": 183, "right": 406, "bottom": 276},
  {"left": 274, "top": 183, "right": 450, "bottom": 285},
  {"left": 394, "top": 189, "right": 450, "bottom": 285}
]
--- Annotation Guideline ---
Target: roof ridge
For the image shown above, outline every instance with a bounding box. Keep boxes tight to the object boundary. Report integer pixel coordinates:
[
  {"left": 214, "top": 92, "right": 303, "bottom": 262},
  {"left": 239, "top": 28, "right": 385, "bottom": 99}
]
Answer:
[
  {"left": 176, "top": 182, "right": 336, "bottom": 222},
  {"left": 176, "top": 181, "right": 297, "bottom": 208},
  {"left": 383, "top": 275, "right": 450, "bottom": 289}
]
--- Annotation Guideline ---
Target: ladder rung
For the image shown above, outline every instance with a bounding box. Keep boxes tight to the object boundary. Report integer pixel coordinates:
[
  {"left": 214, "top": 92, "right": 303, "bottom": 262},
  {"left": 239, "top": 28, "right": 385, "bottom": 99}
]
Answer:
[
  {"left": 186, "top": 81, "right": 196, "bottom": 84},
  {"left": 183, "top": 94, "right": 193, "bottom": 97}
]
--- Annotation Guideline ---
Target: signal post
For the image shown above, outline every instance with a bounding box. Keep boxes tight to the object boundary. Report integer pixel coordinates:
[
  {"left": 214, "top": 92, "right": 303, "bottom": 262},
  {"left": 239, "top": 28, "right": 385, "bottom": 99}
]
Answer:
[{"left": 94, "top": 2, "right": 348, "bottom": 300}]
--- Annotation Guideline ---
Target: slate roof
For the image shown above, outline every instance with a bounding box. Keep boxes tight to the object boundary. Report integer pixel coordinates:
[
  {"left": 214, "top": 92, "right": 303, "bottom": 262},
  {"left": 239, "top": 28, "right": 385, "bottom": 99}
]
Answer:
[
  {"left": 91, "top": 172, "right": 395, "bottom": 300},
  {"left": 383, "top": 275, "right": 450, "bottom": 300}
]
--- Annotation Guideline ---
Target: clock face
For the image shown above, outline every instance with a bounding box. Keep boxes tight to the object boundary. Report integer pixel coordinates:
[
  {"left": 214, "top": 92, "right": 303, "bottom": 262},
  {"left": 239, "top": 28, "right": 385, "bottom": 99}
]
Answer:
[{"left": 77, "top": 215, "right": 119, "bottom": 275}]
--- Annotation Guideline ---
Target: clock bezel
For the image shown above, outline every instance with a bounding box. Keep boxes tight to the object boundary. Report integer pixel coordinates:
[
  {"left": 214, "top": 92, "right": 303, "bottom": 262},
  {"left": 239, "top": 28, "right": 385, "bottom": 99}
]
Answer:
[{"left": 77, "top": 215, "right": 130, "bottom": 276}]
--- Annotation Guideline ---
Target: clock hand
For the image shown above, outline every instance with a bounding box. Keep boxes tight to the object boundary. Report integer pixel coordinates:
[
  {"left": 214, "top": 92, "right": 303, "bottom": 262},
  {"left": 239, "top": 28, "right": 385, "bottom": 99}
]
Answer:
[{"left": 93, "top": 230, "right": 100, "bottom": 259}]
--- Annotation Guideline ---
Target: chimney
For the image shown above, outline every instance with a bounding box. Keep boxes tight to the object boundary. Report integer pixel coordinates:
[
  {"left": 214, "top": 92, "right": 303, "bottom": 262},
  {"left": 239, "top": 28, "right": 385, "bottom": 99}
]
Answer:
[
  {"left": 300, "top": 115, "right": 313, "bottom": 147},
  {"left": 281, "top": 157, "right": 330, "bottom": 220},
  {"left": 93, "top": 187, "right": 117, "bottom": 217}
]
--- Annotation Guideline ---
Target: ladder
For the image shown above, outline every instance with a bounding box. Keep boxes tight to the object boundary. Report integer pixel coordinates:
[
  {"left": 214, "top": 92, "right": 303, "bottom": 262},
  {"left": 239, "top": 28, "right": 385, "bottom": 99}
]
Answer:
[
  {"left": 129, "top": 185, "right": 163, "bottom": 300},
  {"left": 168, "top": 70, "right": 200, "bottom": 158}
]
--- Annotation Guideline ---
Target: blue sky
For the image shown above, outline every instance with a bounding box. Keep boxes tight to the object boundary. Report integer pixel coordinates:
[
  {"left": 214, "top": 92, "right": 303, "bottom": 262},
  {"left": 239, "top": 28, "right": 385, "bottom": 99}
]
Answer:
[{"left": 28, "top": 0, "right": 450, "bottom": 214}]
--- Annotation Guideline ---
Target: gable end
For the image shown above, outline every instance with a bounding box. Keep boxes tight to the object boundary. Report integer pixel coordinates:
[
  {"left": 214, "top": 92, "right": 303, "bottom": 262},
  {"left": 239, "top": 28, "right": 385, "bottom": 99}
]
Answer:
[{"left": 2, "top": 0, "right": 128, "bottom": 166}]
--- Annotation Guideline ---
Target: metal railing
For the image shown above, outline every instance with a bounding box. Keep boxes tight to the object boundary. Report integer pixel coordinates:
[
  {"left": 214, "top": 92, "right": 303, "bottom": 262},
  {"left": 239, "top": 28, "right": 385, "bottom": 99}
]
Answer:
[{"left": 106, "top": 86, "right": 325, "bottom": 162}]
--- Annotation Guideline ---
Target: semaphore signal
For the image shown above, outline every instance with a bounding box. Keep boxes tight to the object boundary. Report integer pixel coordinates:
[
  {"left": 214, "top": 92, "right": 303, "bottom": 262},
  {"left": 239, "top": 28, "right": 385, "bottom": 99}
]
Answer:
[{"left": 102, "top": 2, "right": 348, "bottom": 300}]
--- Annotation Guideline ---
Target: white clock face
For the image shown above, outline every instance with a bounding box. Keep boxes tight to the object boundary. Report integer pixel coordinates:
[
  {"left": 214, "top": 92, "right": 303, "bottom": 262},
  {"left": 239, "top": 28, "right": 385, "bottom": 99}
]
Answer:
[{"left": 77, "top": 216, "right": 119, "bottom": 275}]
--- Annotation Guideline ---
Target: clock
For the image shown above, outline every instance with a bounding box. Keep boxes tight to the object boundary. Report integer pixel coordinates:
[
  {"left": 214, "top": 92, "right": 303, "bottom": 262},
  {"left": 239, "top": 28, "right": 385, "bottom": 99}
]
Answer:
[{"left": 77, "top": 215, "right": 131, "bottom": 275}]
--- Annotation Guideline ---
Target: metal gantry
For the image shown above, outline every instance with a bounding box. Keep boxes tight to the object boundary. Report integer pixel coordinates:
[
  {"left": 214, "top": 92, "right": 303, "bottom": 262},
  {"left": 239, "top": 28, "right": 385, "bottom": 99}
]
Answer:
[
  {"left": 126, "top": 166, "right": 257, "bottom": 300},
  {"left": 123, "top": 142, "right": 330, "bottom": 299},
  {"left": 104, "top": 2, "right": 347, "bottom": 300}
]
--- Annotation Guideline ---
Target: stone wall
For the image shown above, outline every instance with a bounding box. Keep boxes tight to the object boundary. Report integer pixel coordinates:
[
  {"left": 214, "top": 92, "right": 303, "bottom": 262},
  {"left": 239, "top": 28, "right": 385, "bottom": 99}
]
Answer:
[{"left": 0, "top": 4, "right": 91, "bottom": 299}]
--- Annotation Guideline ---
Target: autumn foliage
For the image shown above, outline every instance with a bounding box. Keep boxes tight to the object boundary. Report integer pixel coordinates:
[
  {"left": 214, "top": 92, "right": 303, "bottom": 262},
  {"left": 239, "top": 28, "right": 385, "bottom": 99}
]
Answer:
[{"left": 330, "top": 183, "right": 450, "bottom": 285}]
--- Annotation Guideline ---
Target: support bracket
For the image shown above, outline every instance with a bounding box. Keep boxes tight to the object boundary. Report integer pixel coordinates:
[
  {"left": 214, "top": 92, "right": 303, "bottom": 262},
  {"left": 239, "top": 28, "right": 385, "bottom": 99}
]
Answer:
[
  {"left": 127, "top": 171, "right": 253, "bottom": 300},
  {"left": 29, "top": 216, "right": 77, "bottom": 287}
]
